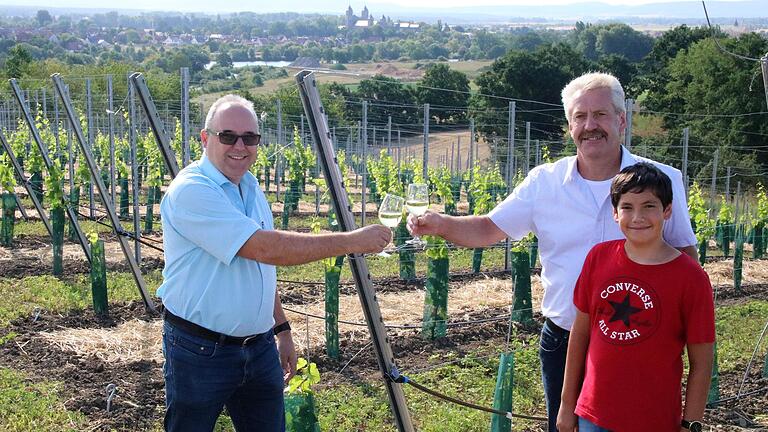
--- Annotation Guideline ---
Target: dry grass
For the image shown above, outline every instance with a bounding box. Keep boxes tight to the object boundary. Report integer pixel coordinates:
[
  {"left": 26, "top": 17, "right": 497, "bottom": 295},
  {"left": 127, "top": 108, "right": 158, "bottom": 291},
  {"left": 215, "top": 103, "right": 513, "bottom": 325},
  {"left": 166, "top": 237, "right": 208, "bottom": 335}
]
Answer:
[
  {"left": 38, "top": 319, "right": 163, "bottom": 363},
  {"left": 35, "top": 255, "right": 768, "bottom": 364},
  {"left": 33, "top": 274, "right": 541, "bottom": 362},
  {"left": 286, "top": 275, "right": 543, "bottom": 354},
  {"left": 704, "top": 257, "right": 768, "bottom": 287}
]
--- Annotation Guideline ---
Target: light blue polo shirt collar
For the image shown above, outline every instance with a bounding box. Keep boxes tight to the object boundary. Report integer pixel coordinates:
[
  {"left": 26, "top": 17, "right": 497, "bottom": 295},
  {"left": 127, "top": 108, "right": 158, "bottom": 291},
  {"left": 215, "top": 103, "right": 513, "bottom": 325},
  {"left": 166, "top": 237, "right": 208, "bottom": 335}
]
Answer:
[
  {"left": 198, "top": 153, "right": 258, "bottom": 191},
  {"left": 198, "top": 153, "right": 230, "bottom": 186}
]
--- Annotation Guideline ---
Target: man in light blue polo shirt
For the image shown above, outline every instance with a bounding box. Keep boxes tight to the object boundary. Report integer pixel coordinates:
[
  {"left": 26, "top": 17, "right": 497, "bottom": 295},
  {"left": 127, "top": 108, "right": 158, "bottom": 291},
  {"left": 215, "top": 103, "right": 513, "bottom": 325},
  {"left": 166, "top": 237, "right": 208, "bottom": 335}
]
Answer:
[
  {"left": 158, "top": 94, "right": 391, "bottom": 432},
  {"left": 407, "top": 73, "right": 697, "bottom": 432}
]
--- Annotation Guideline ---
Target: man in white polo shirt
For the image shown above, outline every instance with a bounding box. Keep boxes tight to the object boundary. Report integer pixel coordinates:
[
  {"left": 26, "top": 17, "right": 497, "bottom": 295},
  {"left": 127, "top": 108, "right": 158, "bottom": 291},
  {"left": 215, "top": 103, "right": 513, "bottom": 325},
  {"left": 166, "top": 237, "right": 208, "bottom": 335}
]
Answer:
[
  {"left": 158, "top": 94, "right": 391, "bottom": 432},
  {"left": 408, "top": 72, "right": 697, "bottom": 431}
]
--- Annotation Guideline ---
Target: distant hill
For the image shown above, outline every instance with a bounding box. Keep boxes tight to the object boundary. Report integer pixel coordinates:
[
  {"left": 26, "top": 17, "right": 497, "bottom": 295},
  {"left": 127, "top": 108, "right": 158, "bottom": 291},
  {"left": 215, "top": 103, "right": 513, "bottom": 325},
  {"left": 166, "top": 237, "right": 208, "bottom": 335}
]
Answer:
[
  {"left": 395, "top": 1, "right": 768, "bottom": 23},
  {"left": 1, "top": 0, "right": 766, "bottom": 22}
]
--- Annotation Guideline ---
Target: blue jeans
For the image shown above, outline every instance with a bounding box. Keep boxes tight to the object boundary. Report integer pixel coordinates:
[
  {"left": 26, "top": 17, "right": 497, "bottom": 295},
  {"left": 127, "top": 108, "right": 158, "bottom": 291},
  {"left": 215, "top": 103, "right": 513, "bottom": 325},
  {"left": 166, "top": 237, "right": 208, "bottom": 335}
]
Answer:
[
  {"left": 162, "top": 321, "right": 285, "bottom": 432},
  {"left": 539, "top": 319, "right": 569, "bottom": 432},
  {"left": 579, "top": 416, "right": 612, "bottom": 431}
]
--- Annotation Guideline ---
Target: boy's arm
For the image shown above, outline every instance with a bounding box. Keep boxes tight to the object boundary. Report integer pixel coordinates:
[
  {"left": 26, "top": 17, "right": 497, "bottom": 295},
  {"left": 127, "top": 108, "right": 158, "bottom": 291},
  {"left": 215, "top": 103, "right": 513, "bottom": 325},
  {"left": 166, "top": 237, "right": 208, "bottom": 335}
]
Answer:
[
  {"left": 681, "top": 343, "right": 714, "bottom": 429},
  {"left": 557, "top": 310, "right": 591, "bottom": 432}
]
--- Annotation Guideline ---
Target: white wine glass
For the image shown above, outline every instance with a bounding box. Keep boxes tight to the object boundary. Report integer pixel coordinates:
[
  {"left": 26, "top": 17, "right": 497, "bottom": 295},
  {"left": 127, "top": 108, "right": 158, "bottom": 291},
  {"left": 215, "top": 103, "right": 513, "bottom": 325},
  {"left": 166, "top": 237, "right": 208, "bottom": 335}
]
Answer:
[
  {"left": 405, "top": 183, "right": 429, "bottom": 247},
  {"left": 377, "top": 193, "right": 405, "bottom": 257}
]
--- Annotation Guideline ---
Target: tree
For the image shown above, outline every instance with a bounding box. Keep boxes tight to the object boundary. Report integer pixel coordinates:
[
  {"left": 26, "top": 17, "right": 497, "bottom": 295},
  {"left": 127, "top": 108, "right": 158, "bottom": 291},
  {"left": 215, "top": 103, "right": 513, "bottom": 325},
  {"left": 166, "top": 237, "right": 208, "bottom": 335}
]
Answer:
[
  {"left": 572, "top": 23, "right": 652, "bottom": 62},
  {"left": 597, "top": 54, "right": 638, "bottom": 94},
  {"left": 415, "top": 64, "right": 469, "bottom": 123},
  {"left": 36, "top": 10, "right": 53, "bottom": 26},
  {"left": 637, "top": 25, "right": 715, "bottom": 111},
  {"left": 356, "top": 74, "right": 417, "bottom": 126},
  {"left": 595, "top": 24, "right": 653, "bottom": 62},
  {"left": 662, "top": 34, "right": 768, "bottom": 180},
  {"left": 471, "top": 43, "right": 591, "bottom": 166},
  {"left": 4, "top": 45, "right": 33, "bottom": 79},
  {"left": 216, "top": 51, "right": 233, "bottom": 68}
]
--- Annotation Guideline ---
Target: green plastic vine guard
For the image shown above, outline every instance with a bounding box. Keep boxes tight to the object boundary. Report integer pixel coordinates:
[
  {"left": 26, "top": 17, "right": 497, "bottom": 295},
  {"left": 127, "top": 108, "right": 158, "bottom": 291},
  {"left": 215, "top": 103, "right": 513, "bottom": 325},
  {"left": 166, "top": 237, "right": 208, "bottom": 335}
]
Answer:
[
  {"left": 144, "top": 186, "right": 157, "bottom": 233},
  {"left": 511, "top": 251, "right": 533, "bottom": 325},
  {"left": 753, "top": 221, "right": 765, "bottom": 259},
  {"left": 68, "top": 186, "right": 80, "bottom": 241},
  {"left": 51, "top": 207, "right": 65, "bottom": 275},
  {"left": 395, "top": 220, "right": 415, "bottom": 280},
  {"left": 698, "top": 238, "right": 707, "bottom": 267},
  {"left": 30, "top": 171, "right": 44, "bottom": 205},
  {"left": 490, "top": 352, "right": 515, "bottom": 432},
  {"left": 422, "top": 256, "right": 448, "bottom": 340},
  {"left": 734, "top": 224, "right": 744, "bottom": 294},
  {"left": 119, "top": 177, "right": 129, "bottom": 218},
  {"left": 325, "top": 262, "right": 341, "bottom": 360},
  {"left": 472, "top": 247, "right": 484, "bottom": 273},
  {"left": 90, "top": 239, "right": 108, "bottom": 315},
  {"left": 1, "top": 192, "right": 15, "bottom": 246},
  {"left": 284, "top": 393, "right": 321, "bottom": 432},
  {"left": 719, "top": 222, "right": 732, "bottom": 258}
]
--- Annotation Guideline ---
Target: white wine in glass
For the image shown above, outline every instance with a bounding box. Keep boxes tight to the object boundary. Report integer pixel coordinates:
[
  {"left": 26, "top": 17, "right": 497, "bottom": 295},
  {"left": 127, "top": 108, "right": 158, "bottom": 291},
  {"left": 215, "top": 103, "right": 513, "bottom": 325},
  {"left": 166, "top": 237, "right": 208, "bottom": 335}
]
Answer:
[
  {"left": 406, "top": 183, "right": 429, "bottom": 246},
  {"left": 379, "top": 211, "right": 402, "bottom": 228},
  {"left": 377, "top": 194, "right": 405, "bottom": 256}
]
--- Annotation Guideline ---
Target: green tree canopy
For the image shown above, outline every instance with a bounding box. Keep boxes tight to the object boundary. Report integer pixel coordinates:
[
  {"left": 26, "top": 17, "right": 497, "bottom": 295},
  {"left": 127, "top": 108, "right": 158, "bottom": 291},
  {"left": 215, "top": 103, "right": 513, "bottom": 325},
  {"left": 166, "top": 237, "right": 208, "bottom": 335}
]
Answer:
[
  {"left": 471, "top": 43, "right": 591, "bottom": 166},
  {"left": 356, "top": 74, "right": 417, "bottom": 127},
  {"left": 36, "top": 10, "right": 53, "bottom": 26},
  {"left": 4, "top": 45, "right": 33, "bottom": 79},
  {"left": 415, "top": 63, "right": 469, "bottom": 124},
  {"left": 662, "top": 34, "right": 768, "bottom": 180},
  {"left": 216, "top": 51, "right": 233, "bottom": 68}
]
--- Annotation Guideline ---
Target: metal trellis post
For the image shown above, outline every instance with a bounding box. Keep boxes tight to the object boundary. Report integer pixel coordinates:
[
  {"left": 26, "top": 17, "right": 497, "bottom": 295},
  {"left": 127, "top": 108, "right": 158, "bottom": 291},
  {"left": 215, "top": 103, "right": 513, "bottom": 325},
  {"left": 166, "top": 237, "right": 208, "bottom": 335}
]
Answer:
[
  {"left": 128, "top": 75, "right": 142, "bottom": 264},
  {"left": 181, "top": 67, "right": 190, "bottom": 167},
  {"left": 624, "top": 98, "right": 633, "bottom": 150},
  {"left": 107, "top": 75, "right": 117, "bottom": 205},
  {"left": 52, "top": 73, "right": 156, "bottom": 312},
  {"left": 361, "top": 101, "right": 368, "bottom": 226},
  {"left": 9, "top": 79, "right": 91, "bottom": 262},
  {"left": 296, "top": 70, "right": 414, "bottom": 432}
]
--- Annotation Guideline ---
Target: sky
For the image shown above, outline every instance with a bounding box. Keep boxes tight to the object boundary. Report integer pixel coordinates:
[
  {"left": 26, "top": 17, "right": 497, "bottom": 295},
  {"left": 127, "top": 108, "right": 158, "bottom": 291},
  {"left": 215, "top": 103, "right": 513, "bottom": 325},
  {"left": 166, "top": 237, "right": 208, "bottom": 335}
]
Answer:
[{"left": 1, "top": 0, "right": 750, "bottom": 15}]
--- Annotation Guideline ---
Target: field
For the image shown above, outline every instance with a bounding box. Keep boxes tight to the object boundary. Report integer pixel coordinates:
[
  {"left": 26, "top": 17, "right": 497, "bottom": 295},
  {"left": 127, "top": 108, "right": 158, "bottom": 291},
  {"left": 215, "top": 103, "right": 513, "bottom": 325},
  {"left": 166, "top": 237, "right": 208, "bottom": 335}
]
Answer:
[
  {"left": 0, "top": 200, "right": 767, "bottom": 431},
  {"left": 194, "top": 59, "right": 494, "bottom": 109}
]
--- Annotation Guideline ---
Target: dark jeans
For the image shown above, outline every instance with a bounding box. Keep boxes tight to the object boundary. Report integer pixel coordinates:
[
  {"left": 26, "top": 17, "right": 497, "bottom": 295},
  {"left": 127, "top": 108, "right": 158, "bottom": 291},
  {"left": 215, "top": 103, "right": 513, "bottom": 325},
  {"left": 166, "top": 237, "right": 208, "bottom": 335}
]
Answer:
[
  {"left": 162, "top": 321, "right": 285, "bottom": 432},
  {"left": 539, "top": 318, "right": 570, "bottom": 432}
]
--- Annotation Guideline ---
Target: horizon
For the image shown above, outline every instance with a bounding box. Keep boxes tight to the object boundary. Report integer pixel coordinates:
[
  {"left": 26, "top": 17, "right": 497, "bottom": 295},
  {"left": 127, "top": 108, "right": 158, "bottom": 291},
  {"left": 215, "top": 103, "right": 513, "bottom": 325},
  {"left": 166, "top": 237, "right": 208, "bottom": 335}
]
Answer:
[{"left": 0, "top": 0, "right": 762, "bottom": 17}]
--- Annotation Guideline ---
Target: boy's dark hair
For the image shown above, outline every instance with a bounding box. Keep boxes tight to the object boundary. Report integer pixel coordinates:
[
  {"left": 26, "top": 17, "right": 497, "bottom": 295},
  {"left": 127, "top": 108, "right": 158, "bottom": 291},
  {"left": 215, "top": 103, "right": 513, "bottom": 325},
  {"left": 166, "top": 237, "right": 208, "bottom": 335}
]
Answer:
[{"left": 610, "top": 162, "right": 673, "bottom": 209}]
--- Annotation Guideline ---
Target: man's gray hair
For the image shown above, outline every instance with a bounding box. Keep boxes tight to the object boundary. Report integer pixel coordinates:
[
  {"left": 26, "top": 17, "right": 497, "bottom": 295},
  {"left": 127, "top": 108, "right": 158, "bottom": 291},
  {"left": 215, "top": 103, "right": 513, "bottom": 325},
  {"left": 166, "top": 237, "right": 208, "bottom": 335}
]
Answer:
[
  {"left": 204, "top": 94, "right": 258, "bottom": 130},
  {"left": 561, "top": 72, "right": 625, "bottom": 122}
]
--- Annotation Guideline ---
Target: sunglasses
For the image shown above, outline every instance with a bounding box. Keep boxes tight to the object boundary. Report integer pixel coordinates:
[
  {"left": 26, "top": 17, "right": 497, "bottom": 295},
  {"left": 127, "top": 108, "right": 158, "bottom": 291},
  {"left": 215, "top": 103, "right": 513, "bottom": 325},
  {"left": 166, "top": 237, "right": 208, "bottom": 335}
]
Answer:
[{"left": 207, "top": 129, "right": 261, "bottom": 146}]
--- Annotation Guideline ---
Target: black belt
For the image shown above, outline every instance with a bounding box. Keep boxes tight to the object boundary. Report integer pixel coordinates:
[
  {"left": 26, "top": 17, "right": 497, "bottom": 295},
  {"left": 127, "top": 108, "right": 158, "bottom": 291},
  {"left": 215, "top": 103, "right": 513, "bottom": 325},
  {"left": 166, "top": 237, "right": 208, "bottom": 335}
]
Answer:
[
  {"left": 163, "top": 309, "right": 269, "bottom": 346},
  {"left": 545, "top": 318, "right": 570, "bottom": 335}
]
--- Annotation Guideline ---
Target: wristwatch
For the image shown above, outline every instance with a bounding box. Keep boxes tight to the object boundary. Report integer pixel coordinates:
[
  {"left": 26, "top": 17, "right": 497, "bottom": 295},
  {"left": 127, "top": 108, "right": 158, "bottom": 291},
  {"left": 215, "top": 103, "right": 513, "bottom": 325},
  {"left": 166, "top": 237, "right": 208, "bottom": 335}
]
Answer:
[
  {"left": 681, "top": 419, "right": 703, "bottom": 432},
  {"left": 273, "top": 321, "right": 291, "bottom": 335}
]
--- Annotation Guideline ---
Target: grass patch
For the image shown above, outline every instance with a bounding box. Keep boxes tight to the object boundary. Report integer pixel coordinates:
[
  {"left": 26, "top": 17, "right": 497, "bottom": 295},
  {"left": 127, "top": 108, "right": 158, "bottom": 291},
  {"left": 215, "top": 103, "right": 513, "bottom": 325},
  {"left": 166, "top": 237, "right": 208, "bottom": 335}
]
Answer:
[
  {"left": 0, "top": 271, "right": 162, "bottom": 328},
  {"left": 12, "top": 219, "right": 140, "bottom": 237},
  {"left": 714, "top": 301, "right": 768, "bottom": 372},
  {"left": 315, "top": 340, "right": 542, "bottom": 432},
  {"left": 0, "top": 368, "right": 89, "bottom": 431}
]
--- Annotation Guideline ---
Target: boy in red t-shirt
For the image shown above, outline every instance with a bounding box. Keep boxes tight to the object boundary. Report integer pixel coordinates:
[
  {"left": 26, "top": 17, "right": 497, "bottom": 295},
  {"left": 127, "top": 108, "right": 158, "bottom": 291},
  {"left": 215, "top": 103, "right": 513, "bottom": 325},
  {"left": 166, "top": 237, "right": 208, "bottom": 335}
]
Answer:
[{"left": 556, "top": 162, "right": 715, "bottom": 432}]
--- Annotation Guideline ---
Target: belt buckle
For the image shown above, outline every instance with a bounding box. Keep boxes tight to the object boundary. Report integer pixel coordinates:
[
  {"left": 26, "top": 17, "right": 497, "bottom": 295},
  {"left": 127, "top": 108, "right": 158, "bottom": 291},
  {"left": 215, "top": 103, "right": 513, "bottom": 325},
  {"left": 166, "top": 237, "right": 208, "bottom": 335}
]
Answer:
[{"left": 241, "top": 334, "right": 259, "bottom": 347}]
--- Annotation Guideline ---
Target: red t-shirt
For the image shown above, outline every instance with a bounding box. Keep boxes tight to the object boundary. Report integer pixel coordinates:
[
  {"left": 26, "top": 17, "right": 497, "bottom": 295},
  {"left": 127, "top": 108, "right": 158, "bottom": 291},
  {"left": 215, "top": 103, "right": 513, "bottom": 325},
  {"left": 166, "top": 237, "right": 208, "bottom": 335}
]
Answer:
[{"left": 573, "top": 240, "right": 715, "bottom": 432}]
